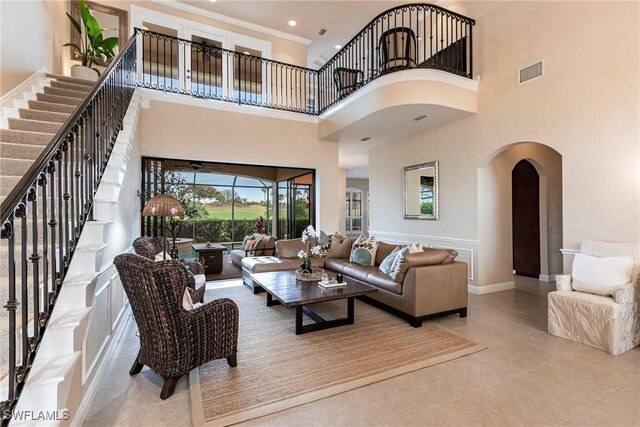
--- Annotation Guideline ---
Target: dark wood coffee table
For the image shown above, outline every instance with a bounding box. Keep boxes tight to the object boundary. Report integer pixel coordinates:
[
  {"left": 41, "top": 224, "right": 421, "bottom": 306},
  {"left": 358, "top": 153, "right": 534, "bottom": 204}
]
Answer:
[{"left": 249, "top": 270, "right": 377, "bottom": 335}]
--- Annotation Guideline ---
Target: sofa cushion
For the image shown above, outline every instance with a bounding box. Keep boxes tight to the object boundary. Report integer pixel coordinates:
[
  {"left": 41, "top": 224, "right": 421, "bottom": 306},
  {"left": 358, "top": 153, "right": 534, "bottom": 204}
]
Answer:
[
  {"left": 255, "top": 235, "right": 276, "bottom": 256},
  {"left": 327, "top": 236, "right": 354, "bottom": 259},
  {"left": 375, "top": 242, "right": 400, "bottom": 265},
  {"left": 242, "top": 256, "right": 295, "bottom": 273},
  {"left": 276, "top": 238, "right": 306, "bottom": 259},
  {"left": 379, "top": 246, "right": 400, "bottom": 275},
  {"left": 350, "top": 234, "right": 377, "bottom": 266},
  {"left": 390, "top": 248, "right": 458, "bottom": 283},
  {"left": 366, "top": 270, "right": 403, "bottom": 295},
  {"left": 230, "top": 249, "right": 245, "bottom": 268},
  {"left": 571, "top": 253, "right": 634, "bottom": 296},
  {"left": 341, "top": 263, "right": 377, "bottom": 282},
  {"left": 323, "top": 258, "right": 350, "bottom": 273}
]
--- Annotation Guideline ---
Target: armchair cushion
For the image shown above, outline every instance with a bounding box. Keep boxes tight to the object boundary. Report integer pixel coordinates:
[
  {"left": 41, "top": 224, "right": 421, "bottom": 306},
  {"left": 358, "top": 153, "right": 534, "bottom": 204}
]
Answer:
[
  {"left": 154, "top": 252, "right": 172, "bottom": 261},
  {"left": 572, "top": 253, "right": 634, "bottom": 296},
  {"left": 555, "top": 274, "right": 573, "bottom": 292}
]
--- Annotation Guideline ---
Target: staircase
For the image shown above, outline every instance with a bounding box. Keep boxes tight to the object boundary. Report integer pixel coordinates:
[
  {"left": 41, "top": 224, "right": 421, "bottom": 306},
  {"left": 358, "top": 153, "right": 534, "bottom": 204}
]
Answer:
[{"left": 0, "top": 74, "right": 95, "bottom": 205}]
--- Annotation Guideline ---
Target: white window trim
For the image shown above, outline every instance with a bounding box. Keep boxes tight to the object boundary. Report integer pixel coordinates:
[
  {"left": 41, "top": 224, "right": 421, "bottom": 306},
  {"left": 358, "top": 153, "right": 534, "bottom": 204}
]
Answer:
[{"left": 130, "top": 5, "right": 272, "bottom": 58}]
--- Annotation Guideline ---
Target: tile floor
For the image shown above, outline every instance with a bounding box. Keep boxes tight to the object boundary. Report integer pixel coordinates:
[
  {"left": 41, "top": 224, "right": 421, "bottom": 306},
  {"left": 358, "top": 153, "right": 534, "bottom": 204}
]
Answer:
[{"left": 84, "top": 277, "right": 640, "bottom": 426}]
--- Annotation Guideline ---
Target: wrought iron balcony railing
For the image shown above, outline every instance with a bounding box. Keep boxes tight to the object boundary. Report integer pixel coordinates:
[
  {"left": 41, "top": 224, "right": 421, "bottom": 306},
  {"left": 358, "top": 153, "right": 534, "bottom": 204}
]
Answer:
[{"left": 136, "top": 3, "right": 474, "bottom": 115}]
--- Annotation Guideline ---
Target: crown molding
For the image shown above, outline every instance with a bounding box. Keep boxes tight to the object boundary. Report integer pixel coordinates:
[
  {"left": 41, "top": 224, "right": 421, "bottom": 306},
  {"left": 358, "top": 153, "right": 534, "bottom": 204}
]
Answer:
[{"left": 149, "top": 0, "right": 312, "bottom": 46}]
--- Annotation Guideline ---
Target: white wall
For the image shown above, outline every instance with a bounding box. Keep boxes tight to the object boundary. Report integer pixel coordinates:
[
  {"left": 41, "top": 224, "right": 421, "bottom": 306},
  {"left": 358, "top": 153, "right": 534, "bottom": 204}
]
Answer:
[
  {"left": 137, "top": 94, "right": 341, "bottom": 233},
  {"left": 369, "top": 1, "right": 639, "bottom": 288},
  {"left": 0, "top": 0, "right": 70, "bottom": 95}
]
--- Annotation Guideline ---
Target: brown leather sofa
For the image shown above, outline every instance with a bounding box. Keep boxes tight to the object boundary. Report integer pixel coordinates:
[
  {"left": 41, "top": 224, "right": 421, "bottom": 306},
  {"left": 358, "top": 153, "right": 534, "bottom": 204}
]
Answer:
[{"left": 242, "top": 238, "right": 468, "bottom": 327}]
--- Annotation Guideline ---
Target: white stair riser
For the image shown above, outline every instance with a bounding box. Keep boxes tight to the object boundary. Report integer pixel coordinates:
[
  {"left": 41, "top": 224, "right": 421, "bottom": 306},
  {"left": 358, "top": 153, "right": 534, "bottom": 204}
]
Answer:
[
  {"left": 102, "top": 166, "right": 125, "bottom": 182},
  {"left": 95, "top": 182, "right": 122, "bottom": 200},
  {"left": 17, "top": 354, "right": 81, "bottom": 414},
  {"left": 107, "top": 153, "right": 129, "bottom": 169},
  {"left": 65, "top": 246, "right": 108, "bottom": 276},
  {"left": 56, "top": 277, "right": 98, "bottom": 310},
  {"left": 92, "top": 200, "right": 118, "bottom": 221},
  {"left": 77, "top": 221, "right": 113, "bottom": 246},
  {"left": 37, "top": 313, "right": 90, "bottom": 358}
]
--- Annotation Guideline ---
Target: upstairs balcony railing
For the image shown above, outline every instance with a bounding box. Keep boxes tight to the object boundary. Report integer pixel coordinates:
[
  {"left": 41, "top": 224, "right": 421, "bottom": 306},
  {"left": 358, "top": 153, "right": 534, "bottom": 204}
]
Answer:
[{"left": 136, "top": 3, "right": 474, "bottom": 115}]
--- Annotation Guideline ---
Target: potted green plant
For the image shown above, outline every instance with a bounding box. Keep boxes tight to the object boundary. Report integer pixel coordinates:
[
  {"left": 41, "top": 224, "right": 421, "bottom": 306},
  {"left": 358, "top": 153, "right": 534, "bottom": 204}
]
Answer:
[{"left": 64, "top": 0, "right": 119, "bottom": 81}]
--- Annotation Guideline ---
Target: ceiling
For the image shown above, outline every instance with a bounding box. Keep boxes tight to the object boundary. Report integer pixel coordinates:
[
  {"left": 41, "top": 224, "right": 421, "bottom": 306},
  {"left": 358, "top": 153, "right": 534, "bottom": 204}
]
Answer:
[{"left": 177, "top": 0, "right": 508, "bottom": 68}]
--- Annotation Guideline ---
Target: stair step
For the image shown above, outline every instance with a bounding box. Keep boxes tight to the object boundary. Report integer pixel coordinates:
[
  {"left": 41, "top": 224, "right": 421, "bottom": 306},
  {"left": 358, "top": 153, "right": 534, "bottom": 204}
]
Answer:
[
  {"left": 0, "top": 158, "right": 35, "bottom": 176},
  {"left": 43, "top": 86, "right": 87, "bottom": 100},
  {"left": 27, "top": 100, "right": 76, "bottom": 114},
  {"left": 49, "top": 80, "right": 91, "bottom": 93},
  {"left": 19, "top": 108, "right": 70, "bottom": 124},
  {"left": 0, "top": 142, "right": 44, "bottom": 160},
  {"left": 7, "top": 118, "right": 62, "bottom": 134},
  {"left": 0, "top": 128, "right": 54, "bottom": 145},
  {"left": 36, "top": 93, "right": 81, "bottom": 106},
  {"left": 46, "top": 73, "right": 95, "bottom": 87}
]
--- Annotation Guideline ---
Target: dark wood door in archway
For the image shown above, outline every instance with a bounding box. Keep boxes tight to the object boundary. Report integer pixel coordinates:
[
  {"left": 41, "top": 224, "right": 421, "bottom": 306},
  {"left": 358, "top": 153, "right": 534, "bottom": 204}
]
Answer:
[{"left": 512, "top": 160, "right": 540, "bottom": 278}]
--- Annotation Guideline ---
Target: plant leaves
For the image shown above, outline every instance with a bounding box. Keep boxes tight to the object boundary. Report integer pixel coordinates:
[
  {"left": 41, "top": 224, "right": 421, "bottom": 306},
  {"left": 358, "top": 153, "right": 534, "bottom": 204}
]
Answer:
[
  {"left": 66, "top": 12, "right": 81, "bottom": 35},
  {"left": 91, "top": 67, "right": 101, "bottom": 77},
  {"left": 102, "top": 37, "right": 119, "bottom": 50}
]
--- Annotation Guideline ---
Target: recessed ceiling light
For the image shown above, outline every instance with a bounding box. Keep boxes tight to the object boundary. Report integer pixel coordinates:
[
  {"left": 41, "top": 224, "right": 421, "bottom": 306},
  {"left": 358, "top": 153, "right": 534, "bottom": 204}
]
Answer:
[
  {"left": 288, "top": 20, "right": 297, "bottom": 27},
  {"left": 335, "top": 44, "right": 341, "bottom": 49},
  {"left": 413, "top": 114, "right": 429, "bottom": 121},
  {"left": 243, "top": 51, "right": 250, "bottom": 55},
  {"left": 417, "top": 36, "right": 422, "bottom": 41},
  {"left": 142, "top": 25, "right": 149, "bottom": 31},
  {"left": 361, "top": 137, "right": 371, "bottom": 142},
  {"left": 209, "top": 0, "right": 216, "bottom": 2}
]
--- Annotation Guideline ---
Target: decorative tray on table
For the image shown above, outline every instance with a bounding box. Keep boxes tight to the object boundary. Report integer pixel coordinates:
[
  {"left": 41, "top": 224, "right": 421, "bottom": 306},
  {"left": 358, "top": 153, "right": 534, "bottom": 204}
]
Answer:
[{"left": 295, "top": 267, "right": 325, "bottom": 281}]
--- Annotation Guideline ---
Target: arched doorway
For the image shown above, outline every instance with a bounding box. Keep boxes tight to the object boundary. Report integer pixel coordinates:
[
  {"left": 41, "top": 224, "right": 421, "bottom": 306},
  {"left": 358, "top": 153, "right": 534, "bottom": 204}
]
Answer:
[
  {"left": 477, "top": 142, "right": 563, "bottom": 287},
  {"left": 512, "top": 160, "right": 540, "bottom": 278}
]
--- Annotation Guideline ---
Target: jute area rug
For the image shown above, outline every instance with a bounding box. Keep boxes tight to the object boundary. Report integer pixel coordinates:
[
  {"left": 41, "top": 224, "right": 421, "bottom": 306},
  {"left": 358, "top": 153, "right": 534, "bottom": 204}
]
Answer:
[{"left": 190, "top": 285, "right": 486, "bottom": 426}]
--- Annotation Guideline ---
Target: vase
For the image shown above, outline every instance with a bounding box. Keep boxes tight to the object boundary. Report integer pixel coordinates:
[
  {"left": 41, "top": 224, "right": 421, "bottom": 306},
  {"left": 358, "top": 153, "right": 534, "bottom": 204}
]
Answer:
[
  {"left": 300, "top": 258, "right": 312, "bottom": 273},
  {"left": 70, "top": 65, "right": 99, "bottom": 82}
]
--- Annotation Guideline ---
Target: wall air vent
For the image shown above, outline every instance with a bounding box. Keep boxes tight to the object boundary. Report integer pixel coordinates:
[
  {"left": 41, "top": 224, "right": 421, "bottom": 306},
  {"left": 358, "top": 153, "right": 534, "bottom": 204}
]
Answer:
[
  {"left": 318, "top": 28, "right": 327, "bottom": 35},
  {"left": 360, "top": 137, "right": 371, "bottom": 142},
  {"left": 413, "top": 114, "right": 429, "bottom": 121},
  {"left": 518, "top": 60, "right": 544, "bottom": 84}
]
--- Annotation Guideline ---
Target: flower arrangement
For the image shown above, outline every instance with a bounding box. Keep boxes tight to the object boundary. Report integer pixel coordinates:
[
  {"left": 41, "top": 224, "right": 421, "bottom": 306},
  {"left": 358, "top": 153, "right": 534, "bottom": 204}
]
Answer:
[{"left": 297, "top": 225, "right": 321, "bottom": 273}]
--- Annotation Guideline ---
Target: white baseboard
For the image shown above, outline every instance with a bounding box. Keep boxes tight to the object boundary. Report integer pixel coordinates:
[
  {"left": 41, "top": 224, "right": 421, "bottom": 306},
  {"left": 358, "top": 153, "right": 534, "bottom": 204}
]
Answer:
[
  {"left": 468, "top": 281, "right": 515, "bottom": 295},
  {"left": 71, "top": 304, "right": 132, "bottom": 427},
  {"left": 539, "top": 274, "right": 557, "bottom": 283},
  {"left": 0, "top": 66, "right": 49, "bottom": 110}
]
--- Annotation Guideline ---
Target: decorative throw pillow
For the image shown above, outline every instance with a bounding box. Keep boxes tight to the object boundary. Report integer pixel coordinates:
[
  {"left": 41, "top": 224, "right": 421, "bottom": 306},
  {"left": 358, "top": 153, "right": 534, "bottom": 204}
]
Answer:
[
  {"left": 241, "top": 235, "right": 253, "bottom": 250},
  {"left": 379, "top": 246, "right": 400, "bottom": 275},
  {"left": 326, "top": 236, "right": 353, "bottom": 259},
  {"left": 388, "top": 246, "right": 410, "bottom": 276},
  {"left": 408, "top": 242, "right": 424, "bottom": 253},
  {"left": 571, "top": 253, "right": 634, "bottom": 296},
  {"left": 154, "top": 252, "right": 172, "bottom": 261},
  {"left": 389, "top": 248, "right": 458, "bottom": 283},
  {"left": 182, "top": 288, "right": 203, "bottom": 311},
  {"left": 316, "top": 230, "right": 333, "bottom": 257},
  {"left": 350, "top": 234, "right": 378, "bottom": 266}
]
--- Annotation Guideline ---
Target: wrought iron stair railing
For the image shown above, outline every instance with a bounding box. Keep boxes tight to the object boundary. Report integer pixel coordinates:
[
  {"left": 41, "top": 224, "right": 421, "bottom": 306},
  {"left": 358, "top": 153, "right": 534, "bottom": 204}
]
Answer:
[{"left": 0, "top": 35, "right": 137, "bottom": 424}]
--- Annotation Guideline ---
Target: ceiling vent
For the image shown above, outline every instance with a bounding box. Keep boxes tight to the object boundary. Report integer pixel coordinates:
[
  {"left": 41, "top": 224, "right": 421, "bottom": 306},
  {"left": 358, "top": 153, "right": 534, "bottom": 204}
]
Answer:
[
  {"left": 413, "top": 114, "right": 429, "bottom": 121},
  {"left": 518, "top": 60, "right": 544, "bottom": 84},
  {"left": 318, "top": 28, "right": 327, "bottom": 36},
  {"left": 360, "top": 137, "right": 371, "bottom": 142}
]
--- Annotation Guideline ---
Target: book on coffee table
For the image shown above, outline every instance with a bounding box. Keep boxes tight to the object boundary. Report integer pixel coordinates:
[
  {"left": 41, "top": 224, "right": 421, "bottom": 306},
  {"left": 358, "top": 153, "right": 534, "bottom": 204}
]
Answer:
[{"left": 319, "top": 281, "right": 347, "bottom": 289}]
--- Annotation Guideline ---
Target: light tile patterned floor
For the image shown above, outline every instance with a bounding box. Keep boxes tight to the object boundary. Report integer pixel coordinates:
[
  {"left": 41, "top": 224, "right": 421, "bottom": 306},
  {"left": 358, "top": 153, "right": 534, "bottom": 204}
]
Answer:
[{"left": 84, "top": 277, "right": 640, "bottom": 426}]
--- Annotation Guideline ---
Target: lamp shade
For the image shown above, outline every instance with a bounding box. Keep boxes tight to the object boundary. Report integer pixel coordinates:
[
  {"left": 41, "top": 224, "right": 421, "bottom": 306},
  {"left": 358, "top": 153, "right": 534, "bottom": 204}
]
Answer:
[{"left": 142, "top": 194, "right": 185, "bottom": 217}]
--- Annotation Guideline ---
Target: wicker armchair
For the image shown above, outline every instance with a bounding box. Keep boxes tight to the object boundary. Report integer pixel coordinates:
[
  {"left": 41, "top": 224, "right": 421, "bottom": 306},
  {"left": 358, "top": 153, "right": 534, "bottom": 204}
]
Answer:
[
  {"left": 133, "top": 236, "right": 205, "bottom": 302},
  {"left": 114, "top": 253, "right": 239, "bottom": 399}
]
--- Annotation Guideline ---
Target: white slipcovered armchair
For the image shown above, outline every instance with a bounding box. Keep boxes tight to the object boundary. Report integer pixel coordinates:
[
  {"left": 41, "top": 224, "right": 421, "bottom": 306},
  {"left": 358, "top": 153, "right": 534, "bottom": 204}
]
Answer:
[{"left": 548, "top": 239, "right": 640, "bottom": 355}]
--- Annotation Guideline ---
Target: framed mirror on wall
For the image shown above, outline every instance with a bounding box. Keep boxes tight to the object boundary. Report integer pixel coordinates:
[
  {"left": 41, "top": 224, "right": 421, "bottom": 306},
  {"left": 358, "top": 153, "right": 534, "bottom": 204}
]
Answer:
[
  {"left": 403, "top": 161, "right": 439, "bottom": 220},
  {"left": 69, "top": 0, "right": 128, "bottom": 65}
]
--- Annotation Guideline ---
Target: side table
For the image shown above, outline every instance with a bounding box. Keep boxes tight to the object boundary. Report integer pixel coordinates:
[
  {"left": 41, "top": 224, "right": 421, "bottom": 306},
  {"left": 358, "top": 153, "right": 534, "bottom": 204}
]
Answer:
[{"left": 192, "top": 243, "right": 226, "bottom": 274}]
